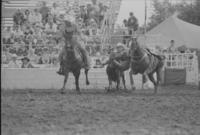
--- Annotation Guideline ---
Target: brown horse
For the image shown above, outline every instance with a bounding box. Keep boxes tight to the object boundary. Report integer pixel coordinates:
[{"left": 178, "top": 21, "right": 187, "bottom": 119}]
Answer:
[
  {"left": 129, "top": 38, "right": 164, "bottom": 93},
  {"left": 60, "top": 45, "right": 90, "bottom": 94},
  {"left": 60, "top": 21, "right": 89, "bottom": 94}
]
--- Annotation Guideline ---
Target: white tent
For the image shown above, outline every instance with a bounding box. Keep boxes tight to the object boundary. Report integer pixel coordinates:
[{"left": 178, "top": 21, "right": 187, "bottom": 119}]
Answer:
[{"left": 139, "top": 15, "right": 200, "bottom": 49}]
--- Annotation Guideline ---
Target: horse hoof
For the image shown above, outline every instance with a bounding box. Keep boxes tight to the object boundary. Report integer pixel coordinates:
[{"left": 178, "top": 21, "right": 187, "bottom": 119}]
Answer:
[
  {"left": 124, "top": 88, "right": 128, "bottom": 92},
  {"left": 76, "top": 90, "right": 81, "bottom": 94},
  {"left": 132, "top": 87, "right": 136, "bottom": 91},
  {"left": 60, "top": 89, "right": 65, "bottom": 94},
  {"left": 60, "top": 91, "right": 65, "bottom": 94},
  {"left": 86, "top": 81, "right": 90, "bottom": 85},
  {"left": 105, "top": 87, "right": 111, "bottom": 93}
]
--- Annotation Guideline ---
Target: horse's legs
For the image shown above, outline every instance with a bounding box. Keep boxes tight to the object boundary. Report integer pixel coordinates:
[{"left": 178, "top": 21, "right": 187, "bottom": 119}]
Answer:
[
  {"left": 129, "top": 70, "right": 136, "bottom": 90},
  {"left": 116, "top": 71, "right": 121, "bottom": 90},
  {"left": 156, "top": 67, "right": 163, "bottom": 85},
  {"left": 61, "top": 72, "right": 69, "bottom": 94},
  {"left": 116, "top": 79, "right": 120, "bottom": 90},
  {"left": 85, "top": 69, "right": 90, "bottom": 85},
  {"left": 108, "top": 79, "right": 112, "bottom": 91},
  {"left": 142, "top": 73, "right": 148, "bottom": 89},
  {"left": 148, "top": 73, "right": 158, "bottom": 94},
  {"left": 73, "top": 70, "right": 81, "bottom": 93},
  {"left": 122, "top": 72, "right": 127, "bottom": 90}
]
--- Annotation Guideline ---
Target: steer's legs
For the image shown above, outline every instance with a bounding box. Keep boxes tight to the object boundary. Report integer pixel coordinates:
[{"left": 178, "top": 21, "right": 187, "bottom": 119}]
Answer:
[
  {"left": 148, "top": 73, "right": 158, "bottom": 94},
  {"left": 129, "top": 70, "right": 136, "bottom": 90},
  {"left": 121, "top": 72, "right": 127, "bottom": 90}
]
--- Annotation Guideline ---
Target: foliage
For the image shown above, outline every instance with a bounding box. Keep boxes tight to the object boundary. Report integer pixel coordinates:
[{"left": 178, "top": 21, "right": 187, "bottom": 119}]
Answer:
[
  {"left": 147, "top": 0, "right": 200, "bottom": 31},
  {"left": 178, "top": 0, "right": 200, "bottom": 26},
  {"left": 147, "top": 0, "right": 176, "bottom": 31}
]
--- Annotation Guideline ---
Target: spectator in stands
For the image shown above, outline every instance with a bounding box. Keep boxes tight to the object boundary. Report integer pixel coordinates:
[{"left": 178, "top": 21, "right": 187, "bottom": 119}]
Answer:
[
  {"left": 88, "top": 19, "right": 98, "bottom": 35},
  {"left": 45, "top": 22, "right": 54, "bottom": 34},
  {"left": 41, "top": 47, "right": 50, "bottom": 64},
  {"left": 123, "top": 19, "right": 128, "bottom": 27},
  {"left": 21, "top": 57, "right": 34, "bottom": 68},
  {"left": 13, "top": 26, "right": 23, "bottom": 41},
  {"left": 98, "top": 3, "right": 105, "bottom": 27},
  {"left": 24, "top": 9, "right": 30, "bottom": 24},
  {"left": 2, "top": 26, "right": 14, "bottom": 44},
  {"left": 47, "top": 11, "right": 54, "bottom": 24},
  {"left": 91, "top": 0, "right": 99, "bottom": 12},
  {"left": 39, "top": 1, "right": 50, "bottom": 25},
  {"left": 168, "top": 40, "right": 176, "bottom": 53},
  {"left": 13, "top": 9, "right": 24, "bottom": 27},
  {"left": 86, "top": 4, "right": 93, "bottom": 22},
  {"left": 33, "top": 8, "right": 42, "bottom": 24},
  {"left": 3, "top": 48, "right": 12, "bottom": 64},
  {"left": 8, "top": 54, "right": 19, "bottom": 68},
  {"left": 28, "top": 10, "right": 36, "bottom": 25},
  {"left": 80, "top": 5, "right": 87, "bottom": 24},
  {"left": 127, "top": 12, "right": 138, "bottom": 35},
  {"left": 51, "top": 2, "right": 59, "bottom": 22}
]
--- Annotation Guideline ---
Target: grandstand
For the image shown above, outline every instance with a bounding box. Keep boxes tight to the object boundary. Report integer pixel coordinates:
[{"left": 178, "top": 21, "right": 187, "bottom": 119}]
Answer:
[{"left": 2, "top": 0, "right": 121, "bottom": 28}]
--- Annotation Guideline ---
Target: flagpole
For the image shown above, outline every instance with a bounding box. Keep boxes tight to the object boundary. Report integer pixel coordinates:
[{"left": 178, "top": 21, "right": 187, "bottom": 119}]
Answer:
[
  {"left": 144, "top": 0, "right": 147, "bottom": 46},
  {"left": 144, "top": 0, "right": 147, "bottom": 35}
]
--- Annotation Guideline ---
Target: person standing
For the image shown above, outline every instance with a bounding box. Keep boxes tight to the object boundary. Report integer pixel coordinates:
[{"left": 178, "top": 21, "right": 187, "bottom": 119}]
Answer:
[
  {"left": 168, "top": 40, "right": 176, "bottom": 53},
  {"left": 39, "top": 1, "right": 50, "bottom": 25},
  {"left": 8, "top": 54, "right": 19, "bottom": 68},
  {"left": 127, "top": 12, "right": 138, "bottom": 35},
  {"left": 21, "top": 57, "right": 34, "bottom": 68}
]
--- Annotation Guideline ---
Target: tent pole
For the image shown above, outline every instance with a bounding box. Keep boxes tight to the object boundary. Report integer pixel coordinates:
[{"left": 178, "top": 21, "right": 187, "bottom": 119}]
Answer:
[{"left": 144, "top": 0, "right": 147, "bottom": 45}]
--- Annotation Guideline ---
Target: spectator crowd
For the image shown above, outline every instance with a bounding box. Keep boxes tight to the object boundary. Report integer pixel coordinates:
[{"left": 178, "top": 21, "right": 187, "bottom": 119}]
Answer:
[{"left": 2, "top": 0, "right": 109, "bottom": 68}]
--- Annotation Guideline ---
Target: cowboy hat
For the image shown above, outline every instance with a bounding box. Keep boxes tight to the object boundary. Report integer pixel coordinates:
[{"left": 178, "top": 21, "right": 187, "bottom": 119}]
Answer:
[
  {"left": 116, "top": 42, "right": 126, "bottom": 48},
  {"left": 11, "top": 54, "right": 18, "bottom": 58},
  {"left": 21, "top": 57, "right": 30, "bottom": 62}
]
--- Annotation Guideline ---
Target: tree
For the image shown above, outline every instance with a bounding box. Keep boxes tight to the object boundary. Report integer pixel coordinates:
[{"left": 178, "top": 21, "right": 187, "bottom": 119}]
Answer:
[
  {"left": 178, "top": 0, "right": 200, "bottom": 26},
  {"left": 147, "top": 0, "right": 176, "bottom": 31},
  {"left": 147, "top": 0, "right": 200, "bottom": 31}
]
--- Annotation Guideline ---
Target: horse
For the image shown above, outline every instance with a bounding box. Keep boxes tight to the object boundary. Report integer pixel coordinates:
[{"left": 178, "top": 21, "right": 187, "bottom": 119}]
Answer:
[
  {"left": 60, "top": 21, "right": 90, "bottom": 94},
  {"left": 128, "top": 37, "right": 164, "bottom": 93},
  {"left": 106, "top": 53, "right": 130, "bottom": 91},
  {"left": 60, "top": 43, "right": 90, "bottom": 94}
]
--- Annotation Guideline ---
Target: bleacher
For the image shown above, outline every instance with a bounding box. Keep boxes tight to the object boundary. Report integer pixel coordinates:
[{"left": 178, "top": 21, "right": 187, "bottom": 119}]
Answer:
[
  {"left": 2, "top": 0, "right": 67, "bottom": 27},
  {"left": 2, "top": 0, "right": 121, "bottom": 28}
]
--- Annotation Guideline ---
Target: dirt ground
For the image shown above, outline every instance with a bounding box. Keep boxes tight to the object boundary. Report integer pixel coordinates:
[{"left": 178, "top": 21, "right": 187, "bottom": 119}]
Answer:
[{"left": 2, "top": 85, "right": 200, "bottom": 135}]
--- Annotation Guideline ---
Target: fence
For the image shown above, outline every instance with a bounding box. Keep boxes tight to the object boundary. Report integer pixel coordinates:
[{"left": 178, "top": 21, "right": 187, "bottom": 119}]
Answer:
[{"left": 163, "top": 52, "right": 199, "bottom": 85}]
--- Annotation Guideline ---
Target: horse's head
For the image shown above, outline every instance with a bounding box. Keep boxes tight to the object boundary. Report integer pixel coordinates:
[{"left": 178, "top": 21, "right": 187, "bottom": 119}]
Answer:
[
  {"left": 129, "top": 37, "right": 140, "bottom": 53},
  {"left": 128, "top": 37, "right": 145, "bottom": 60}
]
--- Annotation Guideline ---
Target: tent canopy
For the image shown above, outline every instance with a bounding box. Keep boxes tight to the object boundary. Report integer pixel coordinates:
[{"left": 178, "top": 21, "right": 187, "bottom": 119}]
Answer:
[{"left": 139, "top": 15, "right": 200, "bottom": 49}]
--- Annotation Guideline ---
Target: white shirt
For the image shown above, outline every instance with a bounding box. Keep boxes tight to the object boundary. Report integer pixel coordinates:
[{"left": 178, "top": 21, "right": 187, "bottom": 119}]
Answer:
[
  {"left": 52, "top": 23, "right": 57, "bottom": 33},
  {"left": 51, "top": 7, "right": 60, "bottom": 16},
  {"left": 8, "top": 61, "right": 19, "bottom": 68}
]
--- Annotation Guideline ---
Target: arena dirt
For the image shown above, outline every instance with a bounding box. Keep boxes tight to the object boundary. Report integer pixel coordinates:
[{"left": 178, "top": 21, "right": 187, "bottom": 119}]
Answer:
[{"left": 1, "top": 85, "right": 200, "bottom": 135}]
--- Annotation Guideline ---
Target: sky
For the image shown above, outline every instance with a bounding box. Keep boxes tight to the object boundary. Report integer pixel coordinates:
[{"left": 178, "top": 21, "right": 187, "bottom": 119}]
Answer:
[
  {"left": 116, "top": 0, "right": 152, "bottom": 26},
  {"left": 116, "top": 0, "right": 192, "bottom": 26}
]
